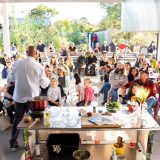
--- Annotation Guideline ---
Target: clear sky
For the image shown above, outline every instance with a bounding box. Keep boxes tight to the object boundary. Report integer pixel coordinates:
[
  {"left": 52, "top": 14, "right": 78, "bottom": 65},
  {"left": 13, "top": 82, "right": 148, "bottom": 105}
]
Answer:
[{"left": 8, "top": 2, "right": 106, "bottom": 24}]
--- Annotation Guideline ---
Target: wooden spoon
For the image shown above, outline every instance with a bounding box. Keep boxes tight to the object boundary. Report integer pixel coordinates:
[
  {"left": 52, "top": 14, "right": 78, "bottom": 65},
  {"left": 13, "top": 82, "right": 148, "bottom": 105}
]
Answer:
[{"left": 28, "top": 118, "right": 40, "bottom": 128}]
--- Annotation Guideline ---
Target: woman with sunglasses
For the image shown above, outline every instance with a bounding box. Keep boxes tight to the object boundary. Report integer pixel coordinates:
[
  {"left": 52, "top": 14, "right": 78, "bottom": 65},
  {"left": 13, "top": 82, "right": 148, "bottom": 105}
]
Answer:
[
  {"left": 140, "top": 59, "right": 150, "bottom": 71},
  {"left": 2, "top": 58, "right": 13, "bottom": 79}
]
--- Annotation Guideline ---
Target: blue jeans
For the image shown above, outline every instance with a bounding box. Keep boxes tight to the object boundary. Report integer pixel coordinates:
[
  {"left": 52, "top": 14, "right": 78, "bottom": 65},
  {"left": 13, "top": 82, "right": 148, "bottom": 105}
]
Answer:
[
  {"left": 110, "top": 88, "right": 118, "bottom": 101},
  {"left": 99, "top": 82, "right": 111, "bottom": 102},
  {"left": 146, "top": 96, "right": 157, "bottom": 114}
]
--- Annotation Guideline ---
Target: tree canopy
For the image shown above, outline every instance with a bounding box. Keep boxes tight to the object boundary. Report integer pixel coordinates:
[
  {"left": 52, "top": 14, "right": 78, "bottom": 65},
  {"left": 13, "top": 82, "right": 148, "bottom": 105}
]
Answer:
[
  {"left": 0, "top": 3, "right": 157, "bottom": 52},
  {"left": 29, "top": 5, "right": 58, "bottom": 19}
]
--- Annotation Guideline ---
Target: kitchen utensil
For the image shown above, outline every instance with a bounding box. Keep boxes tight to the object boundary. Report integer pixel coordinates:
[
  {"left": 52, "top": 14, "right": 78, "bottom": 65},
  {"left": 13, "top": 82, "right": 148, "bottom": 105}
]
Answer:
[
  {"left": 30, "top": 96, "right": 48, "bottom": 111},
  {"left": 73, "top": 149, "right": 90, "bottom": 160},
  {"left": 28, "top": 118, "right": 40, "bottom": 128}
]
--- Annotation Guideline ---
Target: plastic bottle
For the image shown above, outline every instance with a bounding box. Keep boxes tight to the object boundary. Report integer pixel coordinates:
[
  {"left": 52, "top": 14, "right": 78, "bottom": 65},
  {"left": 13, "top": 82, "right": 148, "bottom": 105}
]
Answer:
[
  {"left": 110, "top": 147, "right": 117, "bottom": 160},
  {"left": 35, "top": 142, "right": 40, "bottom": 156},
  {"left": 43, "top": 108, "right": 51, "bottom": 127},
  {"left": 136, "top": 149, "right": 142, "bottom": 160}
]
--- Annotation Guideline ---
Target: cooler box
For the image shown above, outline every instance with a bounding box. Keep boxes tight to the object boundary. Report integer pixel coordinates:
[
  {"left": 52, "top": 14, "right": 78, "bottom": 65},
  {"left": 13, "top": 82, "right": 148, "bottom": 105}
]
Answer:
[{"left": 46, "top": 133, "right": 80, "bottom": 156}]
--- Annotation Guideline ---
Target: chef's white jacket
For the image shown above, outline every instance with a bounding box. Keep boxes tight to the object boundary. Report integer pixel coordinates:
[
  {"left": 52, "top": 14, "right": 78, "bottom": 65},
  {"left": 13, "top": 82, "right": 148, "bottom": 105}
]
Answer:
[{"left": 11, "top": 56, "right": 50, "bottom": 103}]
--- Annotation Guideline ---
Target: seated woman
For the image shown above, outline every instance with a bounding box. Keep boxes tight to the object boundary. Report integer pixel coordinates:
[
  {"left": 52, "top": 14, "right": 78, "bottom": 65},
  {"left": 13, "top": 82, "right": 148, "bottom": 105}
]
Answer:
[
  {"left": 94, "top": 42, "right": 100, "bottom": 53},
  {"left": 140, "top": 59, "right": 150, "bottom": 71},
  {"left": 74, "top": 73, "right": 84, "bottom": 101},
  {"left": 125, "top": 83, "right": 139, "bottom": 102},
  {"left": 76, "top": 78, "right": 94, "bottom": 106},
  {"left": 65, "top": 54, "right": 74, "bottom": 73},
  {"left": 107, "top": 58, "right": 115, "bottom": 69},
  {"left": 50, "top": 56, "right": 57, "bottom": 68},
  {"left": 103, "top": 65, "right": 113, "bottom": 83},
  {"left": 57, "top": 67, "right": 67, "bottom": 88},
  {"left": 111, "top": 53, "right": 118, "bottom": 64},
  {"left": 58, "top": 57, "right": 71, "bottom": 88},
  {"left": 128, "top": 67, "right": 139, "bottom": 82},
  {"left": 2, "top": 58, "right": 13, "bottom": 79},
  {"left": 47, "top": 77, "right": 62, "bottom": 106},
  {"left": 125, "top": 62, "right": 131, "bottom": 75},
  {"left": 99, "top": 51, "right": 108, "bottom": 81}
]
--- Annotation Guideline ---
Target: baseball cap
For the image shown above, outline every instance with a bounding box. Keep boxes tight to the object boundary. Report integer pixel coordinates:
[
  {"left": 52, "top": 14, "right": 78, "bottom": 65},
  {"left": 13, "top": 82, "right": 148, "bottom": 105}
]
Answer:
[{"left": 140, "top": 69, "right": 149, "bottom": 75}]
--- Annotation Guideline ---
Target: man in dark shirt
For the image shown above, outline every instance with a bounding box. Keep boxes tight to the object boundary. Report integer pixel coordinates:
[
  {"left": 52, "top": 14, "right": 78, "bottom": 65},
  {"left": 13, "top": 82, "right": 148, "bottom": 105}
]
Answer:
[
  {"left": 68, "top": 42, "right": 77, "bottom": 55},
  {"left": 76, "top": 51, "right": 86, "bottom": 75},
  {"left": 109, "top": 39, "right": 116, "bottom": 52},
  {"left": 36, "top": 40, "right": 46, "bottom": 53},
  {"left": 85, "top": 51, "right": 97, "bottom": 76},
  {"left": 122, "top": 70, "right": 157, "bottom": 114}
]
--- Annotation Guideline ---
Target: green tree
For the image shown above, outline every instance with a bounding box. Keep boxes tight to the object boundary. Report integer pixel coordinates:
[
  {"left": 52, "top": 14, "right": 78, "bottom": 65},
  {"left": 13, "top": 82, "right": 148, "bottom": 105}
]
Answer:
[
  {"left": 98, "top": 3, "right": 133, "bottom": 43},
  {"left": 30, "top": 5, "right": 58, "bottom": 19},
  {"left": 99, "top": 3, "right": 121, "bottom": 30},
  {"left": 98, "top": 3, "right": 156, "bottom": 48}
]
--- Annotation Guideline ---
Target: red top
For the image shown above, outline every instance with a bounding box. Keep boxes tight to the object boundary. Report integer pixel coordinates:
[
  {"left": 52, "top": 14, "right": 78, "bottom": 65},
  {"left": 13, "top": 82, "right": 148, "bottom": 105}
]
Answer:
[
  {"left": 85, "top": 87, "right": 94, "bottom": 103},
  {"left": 118, "top": 43, "right": 127, "bottom": 49},
  {"left": 94, "top": 34, "right": 98, "bottom": 42},
  {"left": 122, "top": 79, "right": 156, "bottom": 98}
]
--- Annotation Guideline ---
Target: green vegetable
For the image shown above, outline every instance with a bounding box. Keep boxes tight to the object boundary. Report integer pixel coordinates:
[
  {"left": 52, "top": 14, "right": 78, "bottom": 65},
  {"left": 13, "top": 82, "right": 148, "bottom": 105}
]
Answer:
[{"left": 106, "top": 102, "right": 121, "bottom": 112}]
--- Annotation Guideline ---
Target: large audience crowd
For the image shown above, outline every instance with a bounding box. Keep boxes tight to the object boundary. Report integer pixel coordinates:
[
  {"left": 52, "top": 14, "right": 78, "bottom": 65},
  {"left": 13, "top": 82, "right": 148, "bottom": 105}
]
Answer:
[{"left": 0, "top": 39, "right": 159, "bottom": 126}]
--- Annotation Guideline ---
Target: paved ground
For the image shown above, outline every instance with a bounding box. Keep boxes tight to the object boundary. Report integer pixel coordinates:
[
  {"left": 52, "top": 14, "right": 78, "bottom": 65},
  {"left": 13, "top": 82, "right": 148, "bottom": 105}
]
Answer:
[{"left": 0, "top": 127, "right": 24, "bottom": 160}]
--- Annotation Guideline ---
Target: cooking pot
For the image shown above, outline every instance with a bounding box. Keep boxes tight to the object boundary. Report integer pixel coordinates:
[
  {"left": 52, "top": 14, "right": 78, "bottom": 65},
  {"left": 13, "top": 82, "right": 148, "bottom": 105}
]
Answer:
[{"left": 30, "top": 96, "right": 48, "bottom": 111}]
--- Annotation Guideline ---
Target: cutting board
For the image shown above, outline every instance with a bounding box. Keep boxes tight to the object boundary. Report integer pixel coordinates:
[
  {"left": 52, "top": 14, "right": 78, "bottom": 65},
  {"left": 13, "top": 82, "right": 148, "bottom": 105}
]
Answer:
[{"left": 81, "top": 117, "right": 121, "bottom": 128}]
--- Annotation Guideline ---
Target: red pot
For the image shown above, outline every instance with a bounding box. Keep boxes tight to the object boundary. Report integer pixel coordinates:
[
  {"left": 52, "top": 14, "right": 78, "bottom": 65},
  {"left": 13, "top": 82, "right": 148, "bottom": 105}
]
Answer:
[{"left": 30, "top": 96, "right": 48, "bottom": 111}]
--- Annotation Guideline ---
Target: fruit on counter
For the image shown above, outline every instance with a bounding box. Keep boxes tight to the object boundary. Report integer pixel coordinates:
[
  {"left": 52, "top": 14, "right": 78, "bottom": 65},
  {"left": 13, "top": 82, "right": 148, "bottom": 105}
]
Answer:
[
  {"left": 23, "top": 115, "right": 32, "bottom": 123},
  {"left": 87, "top": 112, "right": 93, "bottom": 117},
  {"left": 131, "top": 96, "right": 137, "bottom": 102},
  {"left": 127, "top": 105, "right": 134, "bottom": 112},
  {"left": 127, "top": 101, "right": 137, "bottom": 112}
]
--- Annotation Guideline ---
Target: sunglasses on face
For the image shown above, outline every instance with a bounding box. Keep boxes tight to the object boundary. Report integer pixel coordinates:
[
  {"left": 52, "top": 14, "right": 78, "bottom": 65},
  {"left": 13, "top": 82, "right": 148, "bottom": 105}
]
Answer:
[
  {"left": 6, "top": 62, "right": 11, "bottom": 63},
  {"left": 143, "top": 64, "right": 147, "bottom": 65}
]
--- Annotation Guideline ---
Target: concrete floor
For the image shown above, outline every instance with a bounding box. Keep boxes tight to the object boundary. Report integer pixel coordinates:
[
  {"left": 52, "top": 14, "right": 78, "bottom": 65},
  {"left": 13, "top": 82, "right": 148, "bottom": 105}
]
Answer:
[{"left": 0, "top": 127, "right": 24, "bottom": 160}]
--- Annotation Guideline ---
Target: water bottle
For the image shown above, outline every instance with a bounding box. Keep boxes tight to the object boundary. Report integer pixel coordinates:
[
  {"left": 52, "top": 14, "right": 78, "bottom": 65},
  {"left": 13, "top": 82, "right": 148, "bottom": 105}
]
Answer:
[
  {"left": 110, "top": 147, "right": 117, "bottom": 160},
  {"left": 35, "top": 142, "right": 40, "bottom": 156}
]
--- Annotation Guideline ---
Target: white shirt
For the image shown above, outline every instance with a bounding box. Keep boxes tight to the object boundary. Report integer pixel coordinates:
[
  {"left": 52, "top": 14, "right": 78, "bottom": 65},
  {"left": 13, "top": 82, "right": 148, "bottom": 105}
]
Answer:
[
  {"left": 47, "top": 87, "right": 61, "bottom": 103},
  {"left": 75, "top": 83, "right": 84, "bottom": 100},
  {"left": 11, "top": 57, "right": 50, "bottom": 103}
]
